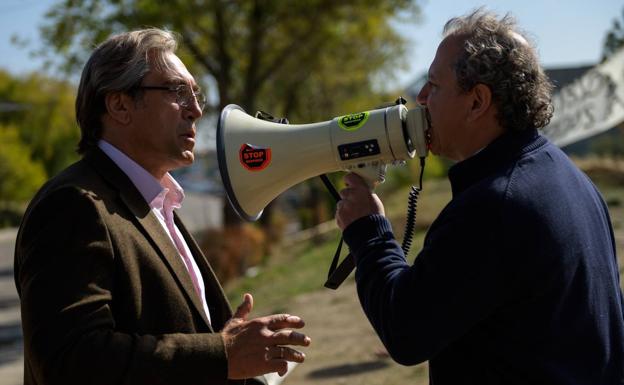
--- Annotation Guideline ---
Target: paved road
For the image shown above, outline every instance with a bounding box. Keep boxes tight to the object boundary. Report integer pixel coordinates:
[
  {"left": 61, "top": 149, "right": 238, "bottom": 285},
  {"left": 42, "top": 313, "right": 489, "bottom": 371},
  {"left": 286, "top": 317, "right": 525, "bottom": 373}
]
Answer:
[{"left": 0, "top": 228, "right": 22, "bottom": 385}]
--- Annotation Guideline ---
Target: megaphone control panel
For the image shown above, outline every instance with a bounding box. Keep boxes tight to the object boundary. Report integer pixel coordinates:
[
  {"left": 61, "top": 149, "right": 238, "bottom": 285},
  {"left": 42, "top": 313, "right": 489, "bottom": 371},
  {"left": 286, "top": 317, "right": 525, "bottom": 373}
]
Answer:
[{"left": 338, "top": 139, "right": 380, "bottom": 160}]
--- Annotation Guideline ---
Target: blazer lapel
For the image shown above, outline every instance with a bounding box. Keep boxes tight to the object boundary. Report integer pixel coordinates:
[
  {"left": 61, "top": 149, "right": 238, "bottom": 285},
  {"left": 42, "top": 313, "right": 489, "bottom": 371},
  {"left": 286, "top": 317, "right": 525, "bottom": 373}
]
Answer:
[
  {"left": 175, "top": 213, "right": 233, "bottom": 331},
  {"left": 84, "top": 148, "right": 212, "bottom": 330}
]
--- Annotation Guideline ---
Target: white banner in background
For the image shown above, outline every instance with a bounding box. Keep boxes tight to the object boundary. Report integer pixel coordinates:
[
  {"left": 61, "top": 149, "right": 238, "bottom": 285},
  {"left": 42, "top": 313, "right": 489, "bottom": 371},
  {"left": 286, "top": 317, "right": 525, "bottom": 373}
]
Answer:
[{"left": 541, "top": 48, "right": 624, "bottom": 147}]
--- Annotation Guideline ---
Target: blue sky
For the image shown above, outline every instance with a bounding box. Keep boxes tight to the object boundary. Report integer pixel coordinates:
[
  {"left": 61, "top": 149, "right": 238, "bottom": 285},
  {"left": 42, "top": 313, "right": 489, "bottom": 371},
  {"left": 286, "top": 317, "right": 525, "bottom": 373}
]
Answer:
[
  {"left": 392, "top": 0, "right": 622, "bottom": 86},
  {"left": 0, "top": 0, "right": 621, "bottom": 88}
]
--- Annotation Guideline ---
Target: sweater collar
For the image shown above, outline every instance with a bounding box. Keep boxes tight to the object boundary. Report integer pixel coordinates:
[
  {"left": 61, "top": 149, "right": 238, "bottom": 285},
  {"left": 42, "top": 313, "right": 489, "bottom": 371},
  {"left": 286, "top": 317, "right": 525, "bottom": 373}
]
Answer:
[{"left": 447, "top": 128, "right": 547, "bottom": 196}]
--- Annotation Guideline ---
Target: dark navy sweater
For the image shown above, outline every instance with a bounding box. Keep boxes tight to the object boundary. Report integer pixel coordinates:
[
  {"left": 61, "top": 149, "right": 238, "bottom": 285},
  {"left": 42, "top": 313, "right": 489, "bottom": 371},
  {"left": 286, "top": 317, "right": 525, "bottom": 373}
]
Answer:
[{"left": 344, "top": 129, "right": 624, "bottom": 384}]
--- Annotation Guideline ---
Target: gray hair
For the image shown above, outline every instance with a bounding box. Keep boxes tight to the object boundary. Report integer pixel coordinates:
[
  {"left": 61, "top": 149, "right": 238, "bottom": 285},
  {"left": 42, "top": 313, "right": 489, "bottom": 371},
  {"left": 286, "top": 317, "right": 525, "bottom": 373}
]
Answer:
[
  {"left": 76, "top": 28, "right": 179, "bottom": 154},
  {"left": 443, "top": 9, "right": 553, "bottom": 130}
]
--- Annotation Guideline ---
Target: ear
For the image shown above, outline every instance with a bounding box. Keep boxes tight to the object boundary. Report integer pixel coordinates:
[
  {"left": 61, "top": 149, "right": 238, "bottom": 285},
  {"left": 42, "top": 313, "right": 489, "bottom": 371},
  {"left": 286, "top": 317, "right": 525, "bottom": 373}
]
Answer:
[
  {"left": 467, "top": 83, "right": 492, "bottom": 122},
  {"left": 104, "top": 92, "right": 133, "bottom": 125}
]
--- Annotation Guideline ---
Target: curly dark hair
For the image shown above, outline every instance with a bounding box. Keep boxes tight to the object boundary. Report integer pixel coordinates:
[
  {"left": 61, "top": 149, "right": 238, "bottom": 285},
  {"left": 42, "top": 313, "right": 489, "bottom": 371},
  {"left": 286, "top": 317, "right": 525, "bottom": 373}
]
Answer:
[{"left": 443, "top": 8, "right": 554, "bottom": 130}]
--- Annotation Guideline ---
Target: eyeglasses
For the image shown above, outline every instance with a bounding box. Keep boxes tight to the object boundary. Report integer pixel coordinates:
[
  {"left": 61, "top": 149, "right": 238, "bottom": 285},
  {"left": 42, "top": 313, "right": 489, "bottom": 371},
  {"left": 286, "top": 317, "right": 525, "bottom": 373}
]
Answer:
[{"left": 138, "top": 84, "right": 206, "bottom": 110}]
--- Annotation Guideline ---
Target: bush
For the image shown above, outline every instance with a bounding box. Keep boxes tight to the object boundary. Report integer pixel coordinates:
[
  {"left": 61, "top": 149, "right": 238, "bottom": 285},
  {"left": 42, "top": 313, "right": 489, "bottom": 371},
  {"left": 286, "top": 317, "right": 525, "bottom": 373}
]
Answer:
[
  {"left": 199, "top": 224, "right": 267, "bottom": 284},
  {"left": 0, "top": 126, "right": 46, "bottom": 203}
]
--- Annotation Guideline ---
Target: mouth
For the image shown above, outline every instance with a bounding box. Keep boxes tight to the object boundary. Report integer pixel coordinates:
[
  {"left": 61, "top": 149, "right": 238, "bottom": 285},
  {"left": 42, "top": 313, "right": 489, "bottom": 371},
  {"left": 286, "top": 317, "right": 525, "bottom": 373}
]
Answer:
[
  {"left": 180, "top": 131, "right": 196, "bottom": 149},
  {"left": 180, "top": 130, "right": 196, "bottom": 141}
]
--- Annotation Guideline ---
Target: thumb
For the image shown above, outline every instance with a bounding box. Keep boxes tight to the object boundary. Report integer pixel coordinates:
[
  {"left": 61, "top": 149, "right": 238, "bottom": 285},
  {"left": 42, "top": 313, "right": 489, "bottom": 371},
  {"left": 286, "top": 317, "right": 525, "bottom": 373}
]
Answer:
[{"left": 233, "top": 293, "right": 253, "bottom": 320}]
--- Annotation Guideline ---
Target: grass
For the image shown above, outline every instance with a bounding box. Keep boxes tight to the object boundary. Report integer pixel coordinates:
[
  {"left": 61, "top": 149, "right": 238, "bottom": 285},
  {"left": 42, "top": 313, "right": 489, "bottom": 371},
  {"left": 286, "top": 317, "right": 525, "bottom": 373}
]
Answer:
[{"left": 225, "top": 230, "right": 346, "bottom": 313}]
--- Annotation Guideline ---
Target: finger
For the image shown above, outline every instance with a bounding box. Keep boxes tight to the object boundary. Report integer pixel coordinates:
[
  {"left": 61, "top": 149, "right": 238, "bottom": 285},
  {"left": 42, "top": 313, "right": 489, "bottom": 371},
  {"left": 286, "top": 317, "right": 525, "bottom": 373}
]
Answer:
[
  {"left": 265, "top": 346, "right": 306, "bottom": 363},
  {"left": 268, "top": 360, "right": 289, "bottom": 377},
  {"left": 336, "top": 208, "right": 345, "bottom": 229},
  {"left": 265, "top": 314, "right": 305, "bottom": 330},
  {"left": 233, "top": 293, "right": 253, "bottom": 320},
  {"left": 270, "top": 330, "right": 311, "bottom": 347},
  {"left": 339, "top": 187, "right": 353, "bottom": 201},
  {"left": 344, "top": 172, "right": 367, "bottom": 188},
  {"left": 336, "top": 214, "right": 344, "bottom": 230}
]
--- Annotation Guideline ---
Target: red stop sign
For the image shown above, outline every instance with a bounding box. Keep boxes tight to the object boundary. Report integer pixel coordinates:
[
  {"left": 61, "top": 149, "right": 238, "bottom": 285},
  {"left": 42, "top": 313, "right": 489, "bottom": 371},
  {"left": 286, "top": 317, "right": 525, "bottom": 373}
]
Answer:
[{"left": 239, "top": 143, "right": 272, "bottom": 171}]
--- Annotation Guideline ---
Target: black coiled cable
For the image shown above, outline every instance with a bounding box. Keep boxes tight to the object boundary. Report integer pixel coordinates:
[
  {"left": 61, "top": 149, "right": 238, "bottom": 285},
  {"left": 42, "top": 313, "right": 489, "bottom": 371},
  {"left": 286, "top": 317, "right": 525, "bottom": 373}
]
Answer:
[
  {"left": 401, "top": 157, "right": 426, "bottom": 257},
  {"left": 401, "top": 185, "right": 420, "bottom": 255}
]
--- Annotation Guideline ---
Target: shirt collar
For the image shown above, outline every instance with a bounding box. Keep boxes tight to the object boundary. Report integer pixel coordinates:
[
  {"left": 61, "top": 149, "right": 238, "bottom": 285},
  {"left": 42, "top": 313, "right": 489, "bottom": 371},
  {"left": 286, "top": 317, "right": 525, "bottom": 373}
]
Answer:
[
  {"left": 97, "top": 140, "right": 185, "bottom": 210},
  {"left": 447, "top": 128, "right": 547, "bottom": 196},
  {"left": 156, "top": 173, "right": 186, "bottom": 212}
]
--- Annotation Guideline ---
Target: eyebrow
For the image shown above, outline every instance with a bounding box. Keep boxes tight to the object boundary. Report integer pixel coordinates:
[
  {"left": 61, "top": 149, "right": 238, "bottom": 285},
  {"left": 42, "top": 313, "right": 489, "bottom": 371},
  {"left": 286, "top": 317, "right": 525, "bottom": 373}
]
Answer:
[
  {"left": 163, "top": 77, "right": 200, "bottom": 90},
  {"left": 163, "top": 77, "right": 186, "bottom": 85}
]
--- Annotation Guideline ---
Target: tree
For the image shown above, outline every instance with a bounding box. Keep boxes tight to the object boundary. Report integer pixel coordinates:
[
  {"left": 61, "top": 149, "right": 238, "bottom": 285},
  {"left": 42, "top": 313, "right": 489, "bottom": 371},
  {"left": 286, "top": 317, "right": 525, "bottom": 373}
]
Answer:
[
  {"left": 602, "top": 6, "right": 624, "bottom": 62},
  {"left": 39, "top": 0, "right": 420, "bottom": 228},
  {"left": 0, "top": 70, "right": 79, "bottom": 179},
  {"left": 0, "top": 125, "right": 47, "bottom": 203}
]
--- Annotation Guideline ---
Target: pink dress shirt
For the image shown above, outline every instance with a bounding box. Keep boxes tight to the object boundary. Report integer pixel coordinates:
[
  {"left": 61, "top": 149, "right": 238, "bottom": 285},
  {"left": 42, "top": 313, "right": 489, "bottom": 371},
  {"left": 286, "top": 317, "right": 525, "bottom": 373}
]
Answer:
[{"left": 98, "top": 140, "right": 211, "bottom": 324}]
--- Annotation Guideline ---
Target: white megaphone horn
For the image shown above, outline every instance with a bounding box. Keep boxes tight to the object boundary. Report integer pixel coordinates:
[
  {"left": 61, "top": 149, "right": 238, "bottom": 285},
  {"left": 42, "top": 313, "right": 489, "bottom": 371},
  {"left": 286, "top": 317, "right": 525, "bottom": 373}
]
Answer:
[{"left": 217, "top": 99, "right": 429, "bottom": 221}]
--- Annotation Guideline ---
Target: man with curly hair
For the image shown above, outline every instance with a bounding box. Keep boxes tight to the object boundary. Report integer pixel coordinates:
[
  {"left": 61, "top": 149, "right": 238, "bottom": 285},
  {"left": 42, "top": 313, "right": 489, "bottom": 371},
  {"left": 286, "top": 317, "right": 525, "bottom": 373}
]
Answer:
[{"left": 335, "top": 9, "right": 624, "bottom": 384}]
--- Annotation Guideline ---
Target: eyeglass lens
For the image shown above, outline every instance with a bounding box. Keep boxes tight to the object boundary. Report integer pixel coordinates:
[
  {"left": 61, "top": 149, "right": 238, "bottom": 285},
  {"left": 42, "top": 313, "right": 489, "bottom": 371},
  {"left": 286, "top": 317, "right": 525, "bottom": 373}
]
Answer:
[{"left": 177, "top": 86, "right": 206, "bottom": 109}]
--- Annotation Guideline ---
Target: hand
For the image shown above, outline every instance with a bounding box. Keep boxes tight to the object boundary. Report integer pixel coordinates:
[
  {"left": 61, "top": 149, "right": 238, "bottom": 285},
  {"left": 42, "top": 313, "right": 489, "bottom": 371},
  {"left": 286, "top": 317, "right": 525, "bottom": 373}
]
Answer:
[
  {"left": 336, "top": 173, "right": 385, "bottom": 230},
  {"left": 222, "top": 293, "right": 311, "bottom": 379}
]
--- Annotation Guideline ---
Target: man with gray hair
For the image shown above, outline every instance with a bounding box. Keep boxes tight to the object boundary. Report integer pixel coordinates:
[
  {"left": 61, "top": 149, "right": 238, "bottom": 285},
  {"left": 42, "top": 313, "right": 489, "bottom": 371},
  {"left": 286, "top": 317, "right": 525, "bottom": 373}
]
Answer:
[
  {"left": 15, "top": 28, "right": 310, "bottom": 385},
  {"left": 335, "top": 9, "right": 624, "bottom": 384}
]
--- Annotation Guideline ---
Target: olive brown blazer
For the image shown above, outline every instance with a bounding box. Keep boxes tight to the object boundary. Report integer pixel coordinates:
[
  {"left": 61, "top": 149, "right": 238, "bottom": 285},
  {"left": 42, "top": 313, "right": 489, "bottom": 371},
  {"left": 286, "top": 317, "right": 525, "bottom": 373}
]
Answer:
[{"left": 14, "top": 148, "right": 257, "bottom": 385}]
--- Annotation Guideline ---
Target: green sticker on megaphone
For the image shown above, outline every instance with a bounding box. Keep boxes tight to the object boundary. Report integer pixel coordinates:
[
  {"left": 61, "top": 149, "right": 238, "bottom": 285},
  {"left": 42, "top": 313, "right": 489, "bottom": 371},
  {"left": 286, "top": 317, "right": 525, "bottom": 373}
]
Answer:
[{"left": 338, "top": 111, "right": 369, "bottom": 131}]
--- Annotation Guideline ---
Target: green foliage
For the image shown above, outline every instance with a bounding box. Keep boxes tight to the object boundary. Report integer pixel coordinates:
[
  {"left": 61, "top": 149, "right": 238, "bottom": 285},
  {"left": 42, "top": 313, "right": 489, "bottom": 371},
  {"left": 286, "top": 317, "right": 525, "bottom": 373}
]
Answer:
[
  {"left": 602, "top": 7, "right": 624, "bottom": 62},
  {"left": 0, "top": 126, "right": 47, "bottom": 202},
  {"left": 38, "top": 0, "right": 420, "bottom": 118},
  {"left": 0, "top": 70, "right": 79, "bottom": 179}
]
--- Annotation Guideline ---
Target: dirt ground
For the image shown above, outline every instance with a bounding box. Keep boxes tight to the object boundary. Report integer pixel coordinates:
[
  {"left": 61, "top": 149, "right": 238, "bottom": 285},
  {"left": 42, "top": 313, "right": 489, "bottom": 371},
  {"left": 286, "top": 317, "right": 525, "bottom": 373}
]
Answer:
[{"left": 268, "top": 279, "right": 429, "bottom": 385}]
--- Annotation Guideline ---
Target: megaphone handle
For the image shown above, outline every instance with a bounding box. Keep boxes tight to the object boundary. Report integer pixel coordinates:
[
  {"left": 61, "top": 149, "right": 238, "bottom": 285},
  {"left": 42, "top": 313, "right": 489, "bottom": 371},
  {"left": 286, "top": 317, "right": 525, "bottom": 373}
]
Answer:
[{"left": 353, "top": 163, "right": 386, "bottom": 188}]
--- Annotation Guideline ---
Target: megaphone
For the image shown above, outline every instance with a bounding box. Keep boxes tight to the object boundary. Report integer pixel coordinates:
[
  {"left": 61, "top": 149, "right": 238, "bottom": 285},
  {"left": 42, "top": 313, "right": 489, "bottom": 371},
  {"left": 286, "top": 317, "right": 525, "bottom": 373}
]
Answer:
[{"left": 217, "top": 101, "right": 429, "bottom": 221}]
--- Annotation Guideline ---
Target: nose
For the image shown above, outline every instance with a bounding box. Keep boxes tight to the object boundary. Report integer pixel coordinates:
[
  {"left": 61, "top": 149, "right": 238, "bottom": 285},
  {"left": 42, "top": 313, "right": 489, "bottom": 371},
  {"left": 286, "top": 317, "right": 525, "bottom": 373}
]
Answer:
[
  {"left": 416, "top": 83, "right": 429, "bottom": 105},
  {"left": 184, "top": 98, "right": 203, "bottom": 122}
]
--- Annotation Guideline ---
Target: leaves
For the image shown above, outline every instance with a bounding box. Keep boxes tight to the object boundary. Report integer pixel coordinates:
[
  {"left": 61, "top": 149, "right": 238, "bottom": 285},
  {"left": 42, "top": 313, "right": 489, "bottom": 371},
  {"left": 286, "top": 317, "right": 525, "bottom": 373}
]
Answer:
[
  {"left": 39, "top": 0, "right": 420, "bottom": 118},
  {"left": 0, "top": 69, "right": 79, "bottom": 182},
  {"left": 0, "top": 125, "right": 47, "bottom": 202},
  {"left": 602, "top": 7, "right": 624, "bottom": 62}
]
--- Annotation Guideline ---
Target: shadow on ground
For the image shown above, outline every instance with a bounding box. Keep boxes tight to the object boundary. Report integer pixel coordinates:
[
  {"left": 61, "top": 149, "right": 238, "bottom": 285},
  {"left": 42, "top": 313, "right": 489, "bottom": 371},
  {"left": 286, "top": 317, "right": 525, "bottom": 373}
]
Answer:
[
  {"left": 0, "top": 323, "right": 22, "bottom": 365},
  {"left": 306, "top": 360, "right": 390, "bottom": 379}
]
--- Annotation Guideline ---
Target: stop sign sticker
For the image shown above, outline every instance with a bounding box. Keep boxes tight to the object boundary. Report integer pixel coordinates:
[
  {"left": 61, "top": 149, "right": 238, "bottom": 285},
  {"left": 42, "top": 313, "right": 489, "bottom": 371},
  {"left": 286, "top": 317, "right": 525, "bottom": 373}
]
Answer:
[{"left": 239, "top": 143, "right": 272, "bottom": 171}]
